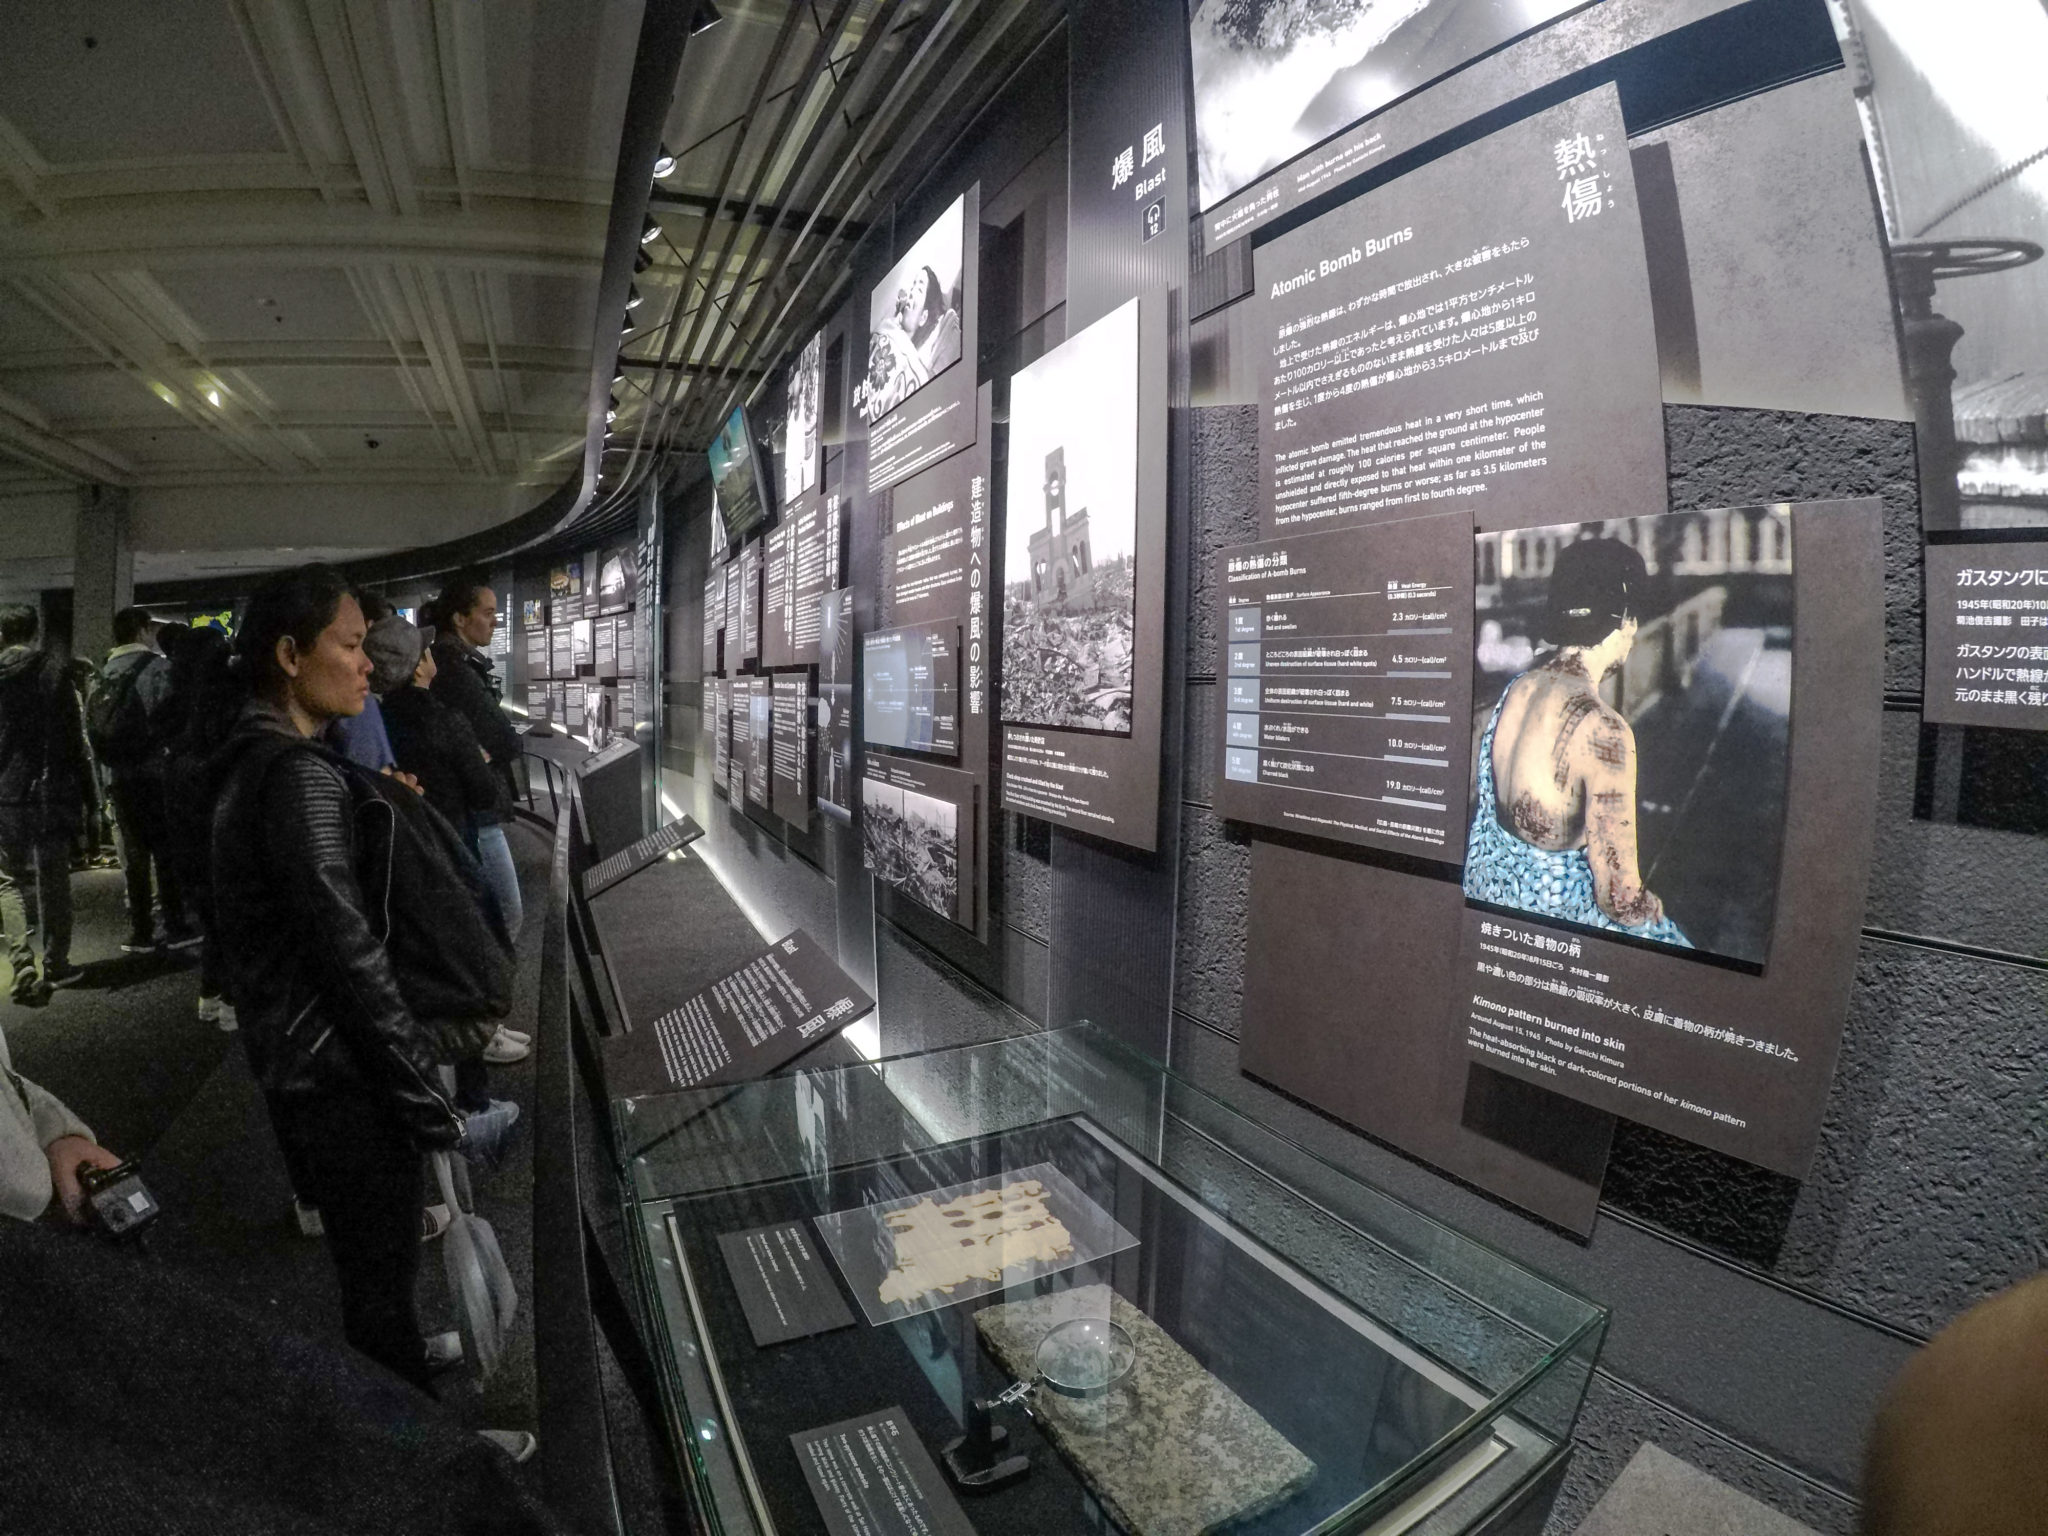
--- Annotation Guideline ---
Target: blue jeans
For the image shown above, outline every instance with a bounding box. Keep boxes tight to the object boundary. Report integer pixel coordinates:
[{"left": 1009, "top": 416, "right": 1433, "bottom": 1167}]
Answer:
[{"left": 474, "top": 822, "right": 523, "bottom": 939}]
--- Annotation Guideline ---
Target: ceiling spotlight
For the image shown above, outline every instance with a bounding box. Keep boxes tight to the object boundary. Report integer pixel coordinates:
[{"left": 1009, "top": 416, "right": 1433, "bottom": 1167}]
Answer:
[
  {"left": 205, "top": 387, "right": 222, "bottom": 408},
  {"left": 625, "top": 284, "right": 643, "bottom": 310},
  {"left": 621, "top": 313, "right": 635, "bottom": 335},
  {"left": 607, "top": 395, "right": 620, "bottom": 424},
  {"left": 652, "top": 144, "right": 677, "bottom": 179},
  {"left": 613, "top": 365, "right": 627, "bottom": 387},
  {"left": 633, "top": 246, "right": 652, "bottom": 274},
  {"left": 692, "top": 3, "right": 722, "bottom": 34},
  {"left": 641, "top": 215, "right": 661, "bottom": 246}
]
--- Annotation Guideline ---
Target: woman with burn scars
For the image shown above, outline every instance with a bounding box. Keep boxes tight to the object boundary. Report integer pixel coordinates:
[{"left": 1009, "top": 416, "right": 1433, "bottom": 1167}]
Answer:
[{"left": 1463, "top": 536, "right": 1690, "bottom": 947}]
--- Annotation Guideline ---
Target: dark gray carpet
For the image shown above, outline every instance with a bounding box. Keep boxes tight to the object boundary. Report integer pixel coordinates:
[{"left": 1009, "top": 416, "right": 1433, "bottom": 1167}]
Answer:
[{"left": 4, "top": 825, "right": 552, "bottom": 1441}]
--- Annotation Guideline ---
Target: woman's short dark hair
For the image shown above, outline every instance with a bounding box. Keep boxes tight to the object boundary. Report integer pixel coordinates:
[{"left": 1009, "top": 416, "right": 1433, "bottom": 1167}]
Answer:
[
  {"left": 235, "top": 564, "right": 355, "bottom": 693},
  {"left": 0, "top": 605, "right": 37, "bottom": 648},
  {"left": 1543, "top": 537, "right": 1649, "bottom": 648},
  {"left": 430, "top": 573, "right": 491, "bottom": 633}
]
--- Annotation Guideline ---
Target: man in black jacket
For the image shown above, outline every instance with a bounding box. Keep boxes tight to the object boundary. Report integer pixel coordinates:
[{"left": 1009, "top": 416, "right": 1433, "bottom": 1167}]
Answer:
[
  {"left": 426, "top": 576, "right": 523, "bottom": 937},
  {"left": 0, "top": 606, "right": 88, "bottom": 1000},
  {"left": 94, "top": 606, "right": 193, "bottom": 953}
]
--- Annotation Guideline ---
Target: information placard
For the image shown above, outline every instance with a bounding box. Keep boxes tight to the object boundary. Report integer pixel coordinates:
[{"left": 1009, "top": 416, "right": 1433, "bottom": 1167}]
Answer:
[
  {"left": 791, "top": 1409, "right": 976, "bottom": 1536},
  {"left": 1922, "top": 538, "right": 2048, "bottom": 729},
  {"left": 1217, "top": 511, "right": 1473, "bottom": 857},
  {"left": 858, "top": 187, "right": 980, "bottom": 495},
  {"left": 581, "top": 815, "right": 705, "bottom": 899},
  {"left": 1253, "top": 84, "right": 1663, "bottom": 539},
  {"left": 601, "top": 929, "right": 875, "bottom": 1094},
  {"left": 716, "top": 1221, "right": 855, "bottom": 1347},
  {"left": 771, "top": 673, "right": 812, "bottom": 824}
]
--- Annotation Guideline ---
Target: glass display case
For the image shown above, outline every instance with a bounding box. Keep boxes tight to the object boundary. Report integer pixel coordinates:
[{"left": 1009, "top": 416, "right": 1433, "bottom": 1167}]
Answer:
[{"left": 616, "top": 1026, "right": 1607, "bottom": 1536}]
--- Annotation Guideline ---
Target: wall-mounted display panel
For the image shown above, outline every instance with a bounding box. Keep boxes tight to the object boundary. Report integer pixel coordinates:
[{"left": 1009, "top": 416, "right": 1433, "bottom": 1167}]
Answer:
[
  {"left": 1217, "top": 510, "right": 1475, "bottom": 858},
  {"left": 862, "top": 624, "right": 959, "bottom": 758},
  {"left": 771, "top": 673, "right": 812, "bottom": 826},
  {"left": 762, "top": 490, "right": 840, "bottom": 669},
  {"left": 1254, "top": 85, "right": 1664, "bottom": 541},
  {"left": 743, "top": 675, "right": 772, "bottom": 810},
  {"left": 999, "top": 295, "right": 1169, "bottom": 851},
  {"left": 711, "top": 676, "right": 731, "bottom": 797},
  {"left": 784, "top": 328, "right": 823, "bottom": 504},
  {"left": 857, "top": 187, "right": 980, "bottom": 494},
  {"left": 550, "top": 623, "right": 574, "bottom": 677},
  {"left": 710, "top": 404, "right": 774, "bottom": 546},
  {"left": 1922, "top": 538, "right": 2048, "bottom": 728},
  {"left": 862, "top": 756, "right": 976, "bottom": 926},
  {"left": 738, "top": 539, "right": 762, "bottom": 664},
  {"left": 596, "top": 545, "right": 636, "bottom": 614},
  {"left": 818, "top": 589, "right": 855, "bottom": 820}
]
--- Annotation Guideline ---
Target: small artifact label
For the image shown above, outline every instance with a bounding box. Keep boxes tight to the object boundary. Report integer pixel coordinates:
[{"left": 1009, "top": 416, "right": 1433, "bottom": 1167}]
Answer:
[
  {"left": 716, "top": 1221, "right": 854, "bottom": 1346},
  {"left": 792, "top": 1408, "right": 977, "bottom": 1536}
]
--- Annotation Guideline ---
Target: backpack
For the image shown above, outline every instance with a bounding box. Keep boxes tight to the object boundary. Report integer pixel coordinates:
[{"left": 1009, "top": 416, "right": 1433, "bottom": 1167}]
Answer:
[
  {"left": 341, "top": 755, "right": 515, "bottom": 1026},
  {"left": 86, "top": 657, "right": 155, "bottom": 769}
]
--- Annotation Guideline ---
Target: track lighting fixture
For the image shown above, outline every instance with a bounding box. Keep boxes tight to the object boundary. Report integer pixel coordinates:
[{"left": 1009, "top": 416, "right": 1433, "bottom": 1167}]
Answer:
[
  {"left": 607, "top": 395, "right": 620, "bottom": 424},
  {"left": 625, "top": 284, "right": 643, "bottom": 310},
  {"left": 641, "top": 215, "right": 661, "bottom": 245},
  {"left": 621, "top": 312, "right": 635, "bottom": 335},
  {"left": 652, "top": 145, "right": 677, "bottom": 179},
  {"left": 692, "top": 4, "right": 721, "bottom": 34},
  {"left": 633, "top": 246, "right": 652, "bottom": 274}
]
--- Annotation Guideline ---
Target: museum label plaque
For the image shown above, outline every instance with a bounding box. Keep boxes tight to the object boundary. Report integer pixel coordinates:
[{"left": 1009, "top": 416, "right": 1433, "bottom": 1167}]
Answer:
[
  {"left": 601, "top": 929, "right": 875, "bottom": 1095},
  {"left": 1253, "top": 84, "right": 1663, "bottom": 539},
  {"left": 716, "top": 1221, "right": 855, "bottom": 1347},
  {"left": 858, "top": 188, "right": 981, "bottom": 495},
  {"left": 1216, "top": 511, "right": 1473, "bottom": 856},
  {"left": 1922, "top": 538, "right": 2048, "bottom": 729},
  {"left": 581, "top": 816, "right": 705, "bottom": 900},
  {"left": 791, "top": 1408, "right": 976, "bottom": 1536}
]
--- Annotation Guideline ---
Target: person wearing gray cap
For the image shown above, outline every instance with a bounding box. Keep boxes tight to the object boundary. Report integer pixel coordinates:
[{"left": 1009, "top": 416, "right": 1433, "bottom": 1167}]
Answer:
[{"left": 372, "top": 616, "right": 530, "bottom": 1078}]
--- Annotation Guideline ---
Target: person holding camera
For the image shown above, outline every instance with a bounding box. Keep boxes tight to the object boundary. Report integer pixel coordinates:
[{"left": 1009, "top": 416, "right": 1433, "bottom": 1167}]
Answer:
[{"left": 0, "top": 1020, "right": 121, "bottom": 1224}]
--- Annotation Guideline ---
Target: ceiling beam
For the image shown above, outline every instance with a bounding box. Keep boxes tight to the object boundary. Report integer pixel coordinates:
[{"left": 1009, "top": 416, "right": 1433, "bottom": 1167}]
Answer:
[
  {"left": 647, "top": 188, "right": 868, "bottom": 242},
  {"left": 0, "top": 384, "right": 133, "bottom": 483},
  {"left": 0, "top": 197, "right": 606, "bottom": 279},
  {"left": 0, "top": 341, "right": 589, "bottom": 375}
]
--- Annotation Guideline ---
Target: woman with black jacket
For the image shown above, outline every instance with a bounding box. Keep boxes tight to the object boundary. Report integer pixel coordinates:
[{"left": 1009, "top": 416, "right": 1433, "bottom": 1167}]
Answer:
[{"left": 209, "top": 566, "right": 468, "bottom": 1391}]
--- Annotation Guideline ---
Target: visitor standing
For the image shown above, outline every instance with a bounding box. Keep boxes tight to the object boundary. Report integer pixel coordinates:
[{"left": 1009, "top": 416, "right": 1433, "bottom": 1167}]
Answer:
[
  {"left": 425, "top": 577, "right": 524, "bottom": 938},
  {"left": 0, "top": 606, "right": 87, "bottom": 1001},
  {"left": 90, "top": 608, "right": 194, "bottom": 954},
  {"left": 209, "top": 566, "right": 472, "bottom": 1390}
]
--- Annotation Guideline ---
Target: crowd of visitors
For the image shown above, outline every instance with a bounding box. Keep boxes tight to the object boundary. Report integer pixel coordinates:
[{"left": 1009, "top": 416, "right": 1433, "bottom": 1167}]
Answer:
[{"left": 0, "top": 565, "right": 539, "bottom": 1460}]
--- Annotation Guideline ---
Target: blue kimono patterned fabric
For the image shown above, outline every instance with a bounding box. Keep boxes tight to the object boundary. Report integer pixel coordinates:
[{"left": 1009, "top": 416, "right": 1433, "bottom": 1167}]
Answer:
[{"left": 1463, "top": 687, "right": 1691, "bottom": 948}]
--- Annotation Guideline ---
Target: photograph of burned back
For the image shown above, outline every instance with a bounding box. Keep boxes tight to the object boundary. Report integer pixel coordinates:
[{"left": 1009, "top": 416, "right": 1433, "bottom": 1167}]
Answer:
[
  {"left": 1001, "top": 299, "right": 1139, "bottom": 734},
  {"left": 1187, "top": 0, "right": 1585, "bottom": 211},
  {"left": 1464, "top": 508, "right": 1794, "bottom": 966},
  {"left": 861, "top": 778, "right": 959, "bottom": 920},
  {"left": 857, "top": 195, "right": 965, "bottom": 424}
]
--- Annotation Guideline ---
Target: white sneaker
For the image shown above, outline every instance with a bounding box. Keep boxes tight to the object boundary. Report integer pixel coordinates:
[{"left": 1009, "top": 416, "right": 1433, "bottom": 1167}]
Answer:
[
  {"left": 496, "top": 1026, "right": 531, "bottom": 1047},
  {"left": 294, "top": 1199, "right": 324, "bottom": 1238},
  {"left": 216, "top": 1001, "right": 238, "bottom": 1033},
  {"left": 478, "top": 1429, "right": 537, "bottom": 1463},
  {"left": 482, "top": 1027, "right": 530, "bottom": 1064},
  {"left": 197, "top": 994, "right": 220, "bottom": 1022},
  {"left": 424, "top": 1330, "right": 463, "bottom": 1370}
]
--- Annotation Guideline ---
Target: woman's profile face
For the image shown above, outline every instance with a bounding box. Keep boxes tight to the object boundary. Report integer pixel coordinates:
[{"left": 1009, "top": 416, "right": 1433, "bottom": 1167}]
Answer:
[
  {"left": 280, "top": 595, "right": 371, "bottom": 721},
  {"left": 905, "top": 268, "right": 930, "bottom": 320}
]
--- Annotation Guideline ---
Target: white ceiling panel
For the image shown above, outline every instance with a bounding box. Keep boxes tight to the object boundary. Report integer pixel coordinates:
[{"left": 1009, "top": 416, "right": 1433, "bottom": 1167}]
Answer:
[{"left": 0, "top": 2, "right": 285, "bottom": 163}]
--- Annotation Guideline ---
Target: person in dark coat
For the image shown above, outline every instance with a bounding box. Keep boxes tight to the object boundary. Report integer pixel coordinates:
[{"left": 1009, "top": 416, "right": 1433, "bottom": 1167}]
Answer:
[
  {"left": 209, "top": 566, "right": 466, "bottom": 1391},
  {"left": 0, "top": 605, "right": 89, "bottom": 999},
  {"left": 368, "top": 615, "right": 529, "bottom": 1081},
  {"left": 424, "top": 575, "right": 523, "bottom": 937}
]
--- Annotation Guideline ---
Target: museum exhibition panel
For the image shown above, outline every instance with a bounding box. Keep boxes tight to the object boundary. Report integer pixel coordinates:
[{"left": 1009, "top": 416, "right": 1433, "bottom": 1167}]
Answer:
[{"left": 508, "top": 2, "right": 2047, "bottom": 1533}]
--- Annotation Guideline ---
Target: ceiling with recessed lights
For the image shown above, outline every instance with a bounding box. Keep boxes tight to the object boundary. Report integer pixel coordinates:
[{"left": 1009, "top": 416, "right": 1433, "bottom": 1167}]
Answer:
[{"left": 0, "top": 0, "right": 641, "bottom": 590}]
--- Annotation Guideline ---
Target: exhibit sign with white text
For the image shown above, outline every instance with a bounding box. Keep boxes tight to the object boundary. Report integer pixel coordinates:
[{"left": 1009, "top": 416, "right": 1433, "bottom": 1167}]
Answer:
[
  {"left": 858, "top": 188, "right": 981, "bottom": 494},
  {"left": 1254, "top": 84, "right": 1664, "bottom": 539}
]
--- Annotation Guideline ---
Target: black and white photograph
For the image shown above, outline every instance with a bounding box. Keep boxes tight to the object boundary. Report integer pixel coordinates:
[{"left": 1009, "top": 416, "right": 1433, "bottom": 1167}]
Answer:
[
  {"left": 1464, "top": 509, "right": 1794, "bottom": 967},
  {"left": 862, "top": 776, "right": 958, "bottom": 920},
  {"left": 1187, "top": 0, "right": 1586, "bottom": 211},
  {"left": 784, "top": 328, "right": 822, "bottom": 501},
  {"left": 856, "top": 194, "right": 965, "bottom": 424},
  {"left": 1001, "top": 298, "right": 1139, "bottom": 734}
]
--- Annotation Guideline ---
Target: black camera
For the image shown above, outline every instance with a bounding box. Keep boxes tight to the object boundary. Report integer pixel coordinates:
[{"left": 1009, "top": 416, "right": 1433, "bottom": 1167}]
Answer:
[{"left": 77, "top": 1159, "right": 160, "bottom": 1239}]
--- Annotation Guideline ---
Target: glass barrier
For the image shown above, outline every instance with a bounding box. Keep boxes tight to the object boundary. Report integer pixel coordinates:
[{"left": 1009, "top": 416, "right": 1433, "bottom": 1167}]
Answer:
[{"left": 616, "top": 1025, "right": 1606, "bottom": 1536}]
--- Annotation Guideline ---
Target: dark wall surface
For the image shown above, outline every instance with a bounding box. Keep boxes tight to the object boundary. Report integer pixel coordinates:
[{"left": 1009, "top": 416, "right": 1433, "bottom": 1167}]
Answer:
[{"left": 1169, "top": 398, "right": 2046, "bottom": 1533}]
